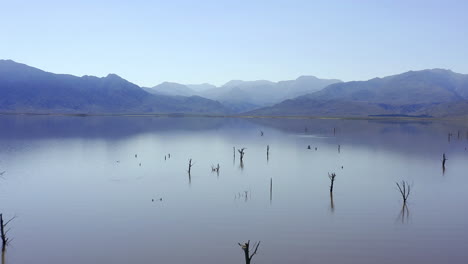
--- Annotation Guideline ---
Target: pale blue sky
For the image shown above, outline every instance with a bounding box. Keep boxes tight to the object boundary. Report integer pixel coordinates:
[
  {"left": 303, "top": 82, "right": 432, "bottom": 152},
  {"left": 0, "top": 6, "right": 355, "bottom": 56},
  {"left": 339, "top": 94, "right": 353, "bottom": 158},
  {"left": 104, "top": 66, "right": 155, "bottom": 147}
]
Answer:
[{"left": 1, "top": 0, "right": 467, "bottom": 87}]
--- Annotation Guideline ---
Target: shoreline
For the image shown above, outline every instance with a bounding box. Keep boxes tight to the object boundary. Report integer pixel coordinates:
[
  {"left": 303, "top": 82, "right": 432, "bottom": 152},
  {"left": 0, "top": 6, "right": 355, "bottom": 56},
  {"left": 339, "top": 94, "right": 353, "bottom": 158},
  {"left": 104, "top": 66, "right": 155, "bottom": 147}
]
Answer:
[{"left": 0, "top": 111, "right": 466, "bottom": 121}]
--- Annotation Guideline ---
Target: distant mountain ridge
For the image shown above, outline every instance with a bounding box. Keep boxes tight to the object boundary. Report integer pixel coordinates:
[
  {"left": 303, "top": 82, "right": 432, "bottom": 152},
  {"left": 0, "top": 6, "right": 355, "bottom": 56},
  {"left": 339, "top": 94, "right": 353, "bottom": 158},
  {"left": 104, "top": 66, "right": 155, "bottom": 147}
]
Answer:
[
  {"left": 3, "top": 60, "right": 468, "bottom": 118},
  {"left": 145, "top": 76, "right": 341, "bottom": 112},
  {"left": 248, "top": 69, "right": 468, "bottom": 118},
  {"left": 0, "top": 60, "right": 228, "bottom": 114}
]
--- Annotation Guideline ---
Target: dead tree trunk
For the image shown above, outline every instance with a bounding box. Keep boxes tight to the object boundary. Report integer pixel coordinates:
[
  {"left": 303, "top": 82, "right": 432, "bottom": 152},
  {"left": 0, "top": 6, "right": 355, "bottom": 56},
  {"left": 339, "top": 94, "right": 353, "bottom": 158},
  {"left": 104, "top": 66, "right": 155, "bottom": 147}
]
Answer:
[
  {"left": 0, "top": 214, "right": 15, "bottom": 251},
  {"left": 188, "top": 159, "right": 194, "bottom": 175},
  {"left": 328, "top": 173, "right": 336, "bottom": 193},
  {"left": 442, "top": 153, "right": 447, "bottom": 168},
  {"left": 238, "top": 148, "right": 246, "bottom": 162},
  {"left": 238, "top": 240, "right": 260, "bottom": 264},
  {"left": 0, "top": 214, "right": 5, "bottom": 251},
  {"left": 396, "top": 180, "right": 411, "bottom": 204}
]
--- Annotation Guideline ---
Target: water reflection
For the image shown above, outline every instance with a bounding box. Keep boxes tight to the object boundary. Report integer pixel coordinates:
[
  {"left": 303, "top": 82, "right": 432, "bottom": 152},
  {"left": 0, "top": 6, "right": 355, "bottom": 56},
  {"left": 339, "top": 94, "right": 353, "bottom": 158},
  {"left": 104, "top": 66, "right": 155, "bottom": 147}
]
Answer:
[
  {"left": 1, "top": 115, "right": 468, "bottom": 264},
  {"left": 329, "top": 192, "right": 335, "bottom": 213},
  {"left": 397, "top": 204, "right": 411, "bottom": 224},
  {"left": 269, "top": 178, "right": 273, "bottom": 204},
  {"left": 239, "top": 160, "right": 244, "bottom": 170}
]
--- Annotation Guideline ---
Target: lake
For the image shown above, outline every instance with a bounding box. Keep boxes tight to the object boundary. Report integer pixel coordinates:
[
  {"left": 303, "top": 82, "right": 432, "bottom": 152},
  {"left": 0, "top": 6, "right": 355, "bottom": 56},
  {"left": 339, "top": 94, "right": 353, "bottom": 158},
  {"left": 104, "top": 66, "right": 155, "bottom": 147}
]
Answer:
[{"left": 0, "top": 115, "right": 467, "bottom": 264}]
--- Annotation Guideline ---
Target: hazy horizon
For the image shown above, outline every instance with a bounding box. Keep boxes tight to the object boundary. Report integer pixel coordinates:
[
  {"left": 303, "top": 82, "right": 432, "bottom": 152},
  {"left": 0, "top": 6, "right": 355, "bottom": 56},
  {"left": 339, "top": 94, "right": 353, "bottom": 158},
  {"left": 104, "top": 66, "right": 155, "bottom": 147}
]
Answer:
[
  {"left": 1, "top": 59, "right": 463, "bottom": 89},
  {"left": 1, "top": 0, "right": 468, "bottom": 87}
]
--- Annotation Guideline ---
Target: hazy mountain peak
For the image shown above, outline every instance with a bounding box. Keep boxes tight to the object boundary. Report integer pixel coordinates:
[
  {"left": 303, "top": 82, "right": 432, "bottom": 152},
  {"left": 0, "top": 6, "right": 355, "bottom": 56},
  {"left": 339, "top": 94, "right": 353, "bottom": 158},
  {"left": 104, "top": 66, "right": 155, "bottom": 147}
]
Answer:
[
  {"left": 186, "top": 83, "right": 217, "bottom": 92},
  {"left": 222, "top": 80, "right": 244, "bottom": 87},
  {"left": 0, "top": 59, "right": 17, "bottom": 64},
  {"left": 153, "top": 81, "right": 190, "bottom": 89},
  {"left": 149, "top": 81, "right": 196, "bottom": 97},
  {"left": 105, "top": 73, "right": 125, "bottom": 80},
  {"left": 296, "top": 75, "right": 319, "bottom": 80}
]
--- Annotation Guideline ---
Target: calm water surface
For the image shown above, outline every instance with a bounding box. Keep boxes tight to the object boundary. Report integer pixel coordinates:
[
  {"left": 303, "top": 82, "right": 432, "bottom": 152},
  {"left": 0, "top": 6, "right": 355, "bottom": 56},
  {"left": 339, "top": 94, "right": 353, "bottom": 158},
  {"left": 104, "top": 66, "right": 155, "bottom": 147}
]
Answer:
[{"left": 0, "top": 115, "right": 467, "bottom": 264}]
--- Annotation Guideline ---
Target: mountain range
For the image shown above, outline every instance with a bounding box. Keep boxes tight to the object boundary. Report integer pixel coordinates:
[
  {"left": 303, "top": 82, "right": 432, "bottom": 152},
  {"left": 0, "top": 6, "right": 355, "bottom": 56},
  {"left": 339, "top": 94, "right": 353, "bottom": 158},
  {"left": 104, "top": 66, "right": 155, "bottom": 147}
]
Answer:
[
  {"left": 1, "top": 59, "right": 468, "bottom": 118},
  {"left": 0, "top": 60, "right": 228, "bottom": 115},
  {"left": 145, "top": 76, "right": 341, "bottom": 112},
  {"left": 248, "top": 69, "right": 468, "bottom": 118}
]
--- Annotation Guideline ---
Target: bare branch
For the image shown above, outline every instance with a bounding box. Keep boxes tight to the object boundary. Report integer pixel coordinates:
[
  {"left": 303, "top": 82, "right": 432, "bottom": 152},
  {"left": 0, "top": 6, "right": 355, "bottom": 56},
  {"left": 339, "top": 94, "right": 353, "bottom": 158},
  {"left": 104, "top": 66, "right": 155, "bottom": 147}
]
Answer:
[{"left": 396, "top": 181, "right": 411, "bottom": 204}]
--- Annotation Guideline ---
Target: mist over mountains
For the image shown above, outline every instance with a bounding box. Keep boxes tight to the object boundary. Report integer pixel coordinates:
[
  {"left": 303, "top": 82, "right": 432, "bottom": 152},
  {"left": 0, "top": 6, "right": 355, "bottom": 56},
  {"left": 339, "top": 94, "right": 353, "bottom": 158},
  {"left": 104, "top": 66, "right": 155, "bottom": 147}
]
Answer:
[{"left": 1, "top": 59, "right": 468, "bottom": 118}]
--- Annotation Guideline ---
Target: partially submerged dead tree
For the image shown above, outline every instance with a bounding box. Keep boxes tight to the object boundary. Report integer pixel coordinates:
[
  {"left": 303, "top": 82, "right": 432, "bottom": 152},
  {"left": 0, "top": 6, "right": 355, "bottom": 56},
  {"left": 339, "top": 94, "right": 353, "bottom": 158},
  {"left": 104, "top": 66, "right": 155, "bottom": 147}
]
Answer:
[
  {"left": 328, "top": 173, "right": 336, "bottom": 193},
  {"left": 238, "top": 240, "right": 260, "bottom": 264},
  {"left": 396, "top": 180, "right": 411, "bottom": 204},
  {"left": 0, "top": 214, "right": 15, "bottom": 251},
  {"left": 442, "top": 153, "right": 447, "bottom": 168},
  {"left": 188, "top": 159, "right": 194, "bottom": 175},
  {"left": 238, "top": 148, "right": 246, "bottom": 162},
  {"left": 211, "top": 164, "right": 220, "bottom": 175}
]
